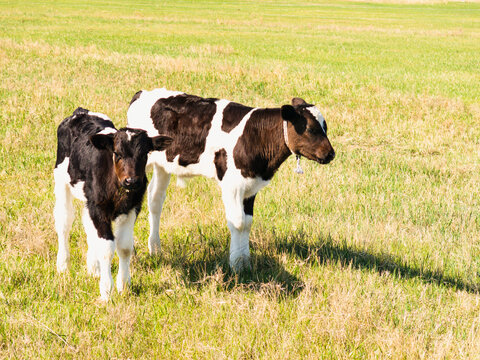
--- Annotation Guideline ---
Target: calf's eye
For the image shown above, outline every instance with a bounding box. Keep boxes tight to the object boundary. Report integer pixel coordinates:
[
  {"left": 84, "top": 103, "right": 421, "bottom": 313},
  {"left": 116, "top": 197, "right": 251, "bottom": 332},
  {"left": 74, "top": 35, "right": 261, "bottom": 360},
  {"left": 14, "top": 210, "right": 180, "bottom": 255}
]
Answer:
[{"left": 114, "top": 152, "right": 122, "bottom": 161}]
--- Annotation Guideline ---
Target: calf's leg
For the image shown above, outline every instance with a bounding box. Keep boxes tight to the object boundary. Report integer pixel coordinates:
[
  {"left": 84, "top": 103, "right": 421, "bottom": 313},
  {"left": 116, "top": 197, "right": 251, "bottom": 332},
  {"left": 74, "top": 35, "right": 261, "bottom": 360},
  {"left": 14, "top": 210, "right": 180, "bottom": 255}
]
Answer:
[
  {"left": 114, "top": 209, "right": 137, "bottom": 293},
  {"left": 83, "top": 208, "right": 115, "bottom": 301},
  {"left": 147, "top": 164, "right": 171, "bottom": 255},
  {"left": 97, "top": 238, "right": 115, "bottom": 301},
  {"left": 222, "top": 187, "right": 256, "bottom": 272},
  {"left": 82, "top": 207, "right": 100, "bottom": 277},
  {"left": 54, "top": 181, "right": 74, "bottom": 273}
]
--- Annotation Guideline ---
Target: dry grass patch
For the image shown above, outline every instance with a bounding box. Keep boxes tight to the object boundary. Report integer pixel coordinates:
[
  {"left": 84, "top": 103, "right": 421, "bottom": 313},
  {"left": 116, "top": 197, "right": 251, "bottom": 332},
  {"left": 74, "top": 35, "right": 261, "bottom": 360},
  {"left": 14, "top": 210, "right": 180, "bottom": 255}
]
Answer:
[{"left": 1, "top": 0, "right": 480, "bottom": 358}]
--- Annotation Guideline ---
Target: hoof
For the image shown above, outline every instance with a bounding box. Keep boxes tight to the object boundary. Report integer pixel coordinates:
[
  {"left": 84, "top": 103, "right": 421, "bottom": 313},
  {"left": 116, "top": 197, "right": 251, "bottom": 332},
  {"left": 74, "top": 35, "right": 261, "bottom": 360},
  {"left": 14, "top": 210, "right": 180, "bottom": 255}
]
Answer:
[
  {"left": 176, "top": 176, "right": 188, "bottom": 188},
  {"left": 56, "top": 255, "right": 70, "bottom": 273},
  {"left": 87, "top": 259, "right": 100, "bottom": 278},
  {"left": 116, "top": 276, "right": 131, "bottom": 294},
  {"left": 229, "top": 254, "right": 251, "bottom": 273},
  {"left": 148, "top": 237, "right": 162, "bottom": 256},
  {"left": 98, "top": 294, "right": 110, "bottom": 303},
  {"left": 99, "top": 282, "right": 113, "bottom": 302},
  {"left": 56, "top": 261, "right": 69, "bottom": 273}
]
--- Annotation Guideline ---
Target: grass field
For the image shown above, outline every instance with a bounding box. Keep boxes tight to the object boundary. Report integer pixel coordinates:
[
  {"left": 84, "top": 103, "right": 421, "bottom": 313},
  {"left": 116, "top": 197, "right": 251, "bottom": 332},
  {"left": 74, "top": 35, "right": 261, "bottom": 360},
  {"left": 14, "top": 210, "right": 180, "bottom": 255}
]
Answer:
[{"left": 1, "top": 0, "right": 480, "bottom": 358}]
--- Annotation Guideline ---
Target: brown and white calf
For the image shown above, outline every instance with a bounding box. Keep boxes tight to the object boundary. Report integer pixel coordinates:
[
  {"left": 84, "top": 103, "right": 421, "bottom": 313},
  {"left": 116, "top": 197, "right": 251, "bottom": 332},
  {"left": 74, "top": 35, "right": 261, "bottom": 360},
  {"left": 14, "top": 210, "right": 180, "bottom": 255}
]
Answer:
[
  {"left": 127, "top": 89, "right": 335, "bottom": 271},
  {"left": 54, "top": 107, "right": 172, "bottom": 300}
]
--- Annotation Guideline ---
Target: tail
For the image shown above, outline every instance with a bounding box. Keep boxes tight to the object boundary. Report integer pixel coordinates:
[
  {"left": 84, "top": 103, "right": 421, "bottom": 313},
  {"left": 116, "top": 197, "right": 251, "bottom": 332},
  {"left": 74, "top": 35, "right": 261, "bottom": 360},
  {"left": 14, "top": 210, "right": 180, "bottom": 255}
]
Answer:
[
  {"left": 55, "top": 120, "right": 72, "bottom": 168},
  {"left": 55, "top": 107, "right": 92, "bottom": 168}
]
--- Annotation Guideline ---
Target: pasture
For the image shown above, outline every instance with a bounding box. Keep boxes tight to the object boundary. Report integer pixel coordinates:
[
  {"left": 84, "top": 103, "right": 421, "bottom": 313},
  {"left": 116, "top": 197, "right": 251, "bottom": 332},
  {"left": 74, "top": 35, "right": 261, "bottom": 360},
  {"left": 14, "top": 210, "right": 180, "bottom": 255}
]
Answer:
[{"left": 1, "top": 0, "right": 480, "bottom": 358}]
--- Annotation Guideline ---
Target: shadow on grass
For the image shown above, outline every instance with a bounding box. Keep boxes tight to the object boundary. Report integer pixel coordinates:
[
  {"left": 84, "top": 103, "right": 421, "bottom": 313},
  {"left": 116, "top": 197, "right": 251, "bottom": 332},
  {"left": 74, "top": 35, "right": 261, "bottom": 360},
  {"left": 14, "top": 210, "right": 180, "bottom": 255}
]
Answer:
[
  {"left": 276, "top": 231, "right": 480, "bottom": 294},
  {"left": 133, "top": 228, "right": 479, "bottom": 297},
  {"left": 133, "top": 232, "right": 305, "bottom": 299},
  {"left": 180, "top": 253, "right": 305, "bottom": 298}
]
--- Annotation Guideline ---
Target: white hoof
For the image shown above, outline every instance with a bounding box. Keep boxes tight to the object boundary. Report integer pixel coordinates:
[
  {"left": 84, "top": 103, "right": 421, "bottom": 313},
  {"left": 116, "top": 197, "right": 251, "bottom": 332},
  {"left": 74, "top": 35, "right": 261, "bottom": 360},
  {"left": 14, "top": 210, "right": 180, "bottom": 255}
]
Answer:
[
  {"left": 229, "top": 254, "right": 251, "bottom": 273},
  {"left": 56, "top": 260, "right": 69, "bottom": 273},
  {"left": 87, "top": 262, "right": 100, "bottom": 278},
  {"left": 176, "top": 176, "right": 188, "bottom": 188},
  {"left": 98, "top": 294, "right": 110, "bottom": 302},
  {"left": 99, "top": 280, "right": 113, "bottom": 301},
  {"left": 87, "top": 255, "right": 100, "bottom": 278},
  {"left": 116, "top": 275, "right": 131, "bottom": 294},
  {"left": 148, "top": 236, "right": 161, "bottom": 256},
  {"left": 56, "top": 253, "right": 70, "bottom": 273}
]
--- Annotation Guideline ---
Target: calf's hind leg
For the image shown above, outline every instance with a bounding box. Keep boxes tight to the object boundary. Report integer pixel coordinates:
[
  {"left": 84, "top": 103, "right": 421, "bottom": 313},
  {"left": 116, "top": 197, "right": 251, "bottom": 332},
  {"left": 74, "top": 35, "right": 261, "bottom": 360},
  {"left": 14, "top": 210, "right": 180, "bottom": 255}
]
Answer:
[
  {"left": 147, "top": 164, "right": 171, "bottom": 255},
  {"left": 54, "top": 180, "right": 74, "bottom": 273},
  {"left": 82, "top": 207, "right": 100, "bottom": 277}
]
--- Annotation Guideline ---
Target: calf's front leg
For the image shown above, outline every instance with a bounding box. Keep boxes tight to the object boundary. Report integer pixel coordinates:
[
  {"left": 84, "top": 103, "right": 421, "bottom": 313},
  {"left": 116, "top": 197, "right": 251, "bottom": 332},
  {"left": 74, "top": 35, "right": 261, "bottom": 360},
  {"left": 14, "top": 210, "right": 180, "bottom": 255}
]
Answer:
[
  {"left": 222, "top": 187, "right": 256, "bottom": 272},
  {"left": 83, "top": 208, "right": 115, "bottom": 301},
  {"left": 114, "top": 209, "right": 137, "bottom": 293}
]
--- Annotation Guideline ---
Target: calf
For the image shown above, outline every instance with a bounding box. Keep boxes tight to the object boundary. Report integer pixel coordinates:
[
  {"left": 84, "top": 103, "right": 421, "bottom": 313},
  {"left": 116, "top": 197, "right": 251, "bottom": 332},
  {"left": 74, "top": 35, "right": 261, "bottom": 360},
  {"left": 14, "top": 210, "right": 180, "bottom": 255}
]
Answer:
[
  {"left": 127, "top": 89, "right": 335, "bottom": 271},
  {"left": 54, "top": 107, "right": 172, "bottom": 300}
]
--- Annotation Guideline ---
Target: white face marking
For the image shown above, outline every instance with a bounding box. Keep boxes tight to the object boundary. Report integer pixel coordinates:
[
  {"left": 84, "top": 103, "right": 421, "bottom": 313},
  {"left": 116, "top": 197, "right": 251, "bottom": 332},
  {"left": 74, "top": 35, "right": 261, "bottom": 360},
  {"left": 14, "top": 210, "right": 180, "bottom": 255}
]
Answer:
[
  {"left": 306, "top": 106, "right": 327, "bottom": 133},
  {"left": 126, "top": 130, "right": 135, "bottom": 141},
  {"left": 97, "top": 127, "right": 117, "bottom": 135},
  {"left": 88, "top": 111, "right": 111, "bottom": 121}
]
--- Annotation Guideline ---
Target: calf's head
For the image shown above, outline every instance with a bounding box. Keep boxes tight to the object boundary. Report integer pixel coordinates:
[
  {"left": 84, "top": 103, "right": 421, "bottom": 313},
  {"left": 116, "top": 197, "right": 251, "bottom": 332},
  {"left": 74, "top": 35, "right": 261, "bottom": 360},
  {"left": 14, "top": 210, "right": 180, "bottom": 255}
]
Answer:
[
  {"left": 90, "top": 128, "right": 172, "bottom": 190},
  {"left": 281, "top": 98, "right": 335, "bottom": 164}
]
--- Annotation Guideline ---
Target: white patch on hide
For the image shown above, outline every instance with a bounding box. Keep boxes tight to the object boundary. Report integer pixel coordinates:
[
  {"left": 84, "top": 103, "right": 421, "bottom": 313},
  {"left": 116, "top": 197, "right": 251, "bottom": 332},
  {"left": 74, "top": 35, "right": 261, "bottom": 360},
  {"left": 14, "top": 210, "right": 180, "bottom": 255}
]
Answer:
[
  {"left": 97, "top": 127, "right": 117, "bottom": 135},
  {"left": 88, "top": 111, "right": 111, "bottom": 121},
  {"left": 127, "top": 88, "right": 184, "bottom": 137}
]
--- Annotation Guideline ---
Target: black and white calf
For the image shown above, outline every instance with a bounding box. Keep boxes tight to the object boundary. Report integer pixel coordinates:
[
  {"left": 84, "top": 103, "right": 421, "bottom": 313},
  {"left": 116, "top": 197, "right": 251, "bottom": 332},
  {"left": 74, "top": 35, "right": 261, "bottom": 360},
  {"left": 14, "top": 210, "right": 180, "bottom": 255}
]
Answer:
[
  {"left": 127, "top": 89, "right": 335, "bottom": 271},
  {"left": 54, "top": 107, "right": 172, "bottom": 300}
]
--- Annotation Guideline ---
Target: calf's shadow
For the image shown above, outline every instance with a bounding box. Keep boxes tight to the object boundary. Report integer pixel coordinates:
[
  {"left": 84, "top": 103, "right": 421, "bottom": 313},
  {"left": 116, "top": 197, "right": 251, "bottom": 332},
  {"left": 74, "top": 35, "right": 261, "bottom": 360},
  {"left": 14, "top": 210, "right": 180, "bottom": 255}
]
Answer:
[
  {"left": 133, "top": 228, "right": 480, "bottom": 297},
  {"left": 276, "top": 231, "right": 480, "bottom": 294},
  {"left": 132, "top": 231, "right": 305, "bottom": 299}
]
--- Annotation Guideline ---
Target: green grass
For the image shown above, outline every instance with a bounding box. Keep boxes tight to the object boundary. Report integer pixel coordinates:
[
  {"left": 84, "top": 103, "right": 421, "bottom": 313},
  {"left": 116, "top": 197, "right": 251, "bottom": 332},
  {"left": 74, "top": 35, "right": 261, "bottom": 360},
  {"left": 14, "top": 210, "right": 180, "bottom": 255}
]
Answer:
[{"left": 1, "top": 0, "right": 480, "bottom": 358}]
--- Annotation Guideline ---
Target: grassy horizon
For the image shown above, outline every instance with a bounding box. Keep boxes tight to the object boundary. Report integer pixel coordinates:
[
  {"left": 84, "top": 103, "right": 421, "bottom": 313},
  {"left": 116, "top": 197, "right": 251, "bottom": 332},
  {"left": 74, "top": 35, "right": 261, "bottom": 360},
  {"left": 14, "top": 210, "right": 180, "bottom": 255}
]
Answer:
[{"left": 1, "top": 0, "right": 480, "bottom": 358}]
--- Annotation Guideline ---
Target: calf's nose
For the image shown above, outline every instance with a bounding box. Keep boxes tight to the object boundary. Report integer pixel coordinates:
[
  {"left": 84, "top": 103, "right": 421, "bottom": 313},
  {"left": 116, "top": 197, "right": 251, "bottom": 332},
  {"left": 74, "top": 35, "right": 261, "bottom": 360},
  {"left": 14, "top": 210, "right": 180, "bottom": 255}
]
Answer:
[
  {"left": 323, "top": 150, "right": 335, "bottom": 164},
  {"left": 123, "top": 177, "right": 140, "bottom": 189}
]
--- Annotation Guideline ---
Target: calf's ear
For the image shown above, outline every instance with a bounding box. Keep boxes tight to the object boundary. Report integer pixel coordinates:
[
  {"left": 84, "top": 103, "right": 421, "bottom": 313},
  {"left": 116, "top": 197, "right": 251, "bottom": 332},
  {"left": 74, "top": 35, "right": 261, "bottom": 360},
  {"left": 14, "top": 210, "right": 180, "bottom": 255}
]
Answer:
[
  {"left": 151, "top": 135, "right": 173, "bottom": 151},
  {"left": 281, "top": 105, "right": 300, "bottom": 122},
  {"left": 90, "top": 133, "right": 114, "bottom": 151},
  {"left": 281, "top": 105, "right": 307, "bottom": 134},
  {"left": 292, "top": 97, "right": 307, "bottom": 106}
]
